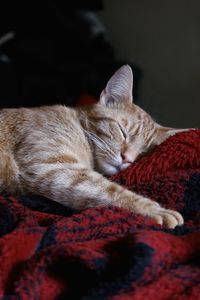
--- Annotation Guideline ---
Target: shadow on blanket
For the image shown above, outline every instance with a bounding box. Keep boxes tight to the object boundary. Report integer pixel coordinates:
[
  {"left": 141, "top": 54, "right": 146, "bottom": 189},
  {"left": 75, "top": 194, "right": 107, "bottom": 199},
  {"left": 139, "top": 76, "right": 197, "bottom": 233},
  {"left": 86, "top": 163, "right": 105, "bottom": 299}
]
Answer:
[{"left": 0, "top": 130, "right": 199, "bottom": 299}]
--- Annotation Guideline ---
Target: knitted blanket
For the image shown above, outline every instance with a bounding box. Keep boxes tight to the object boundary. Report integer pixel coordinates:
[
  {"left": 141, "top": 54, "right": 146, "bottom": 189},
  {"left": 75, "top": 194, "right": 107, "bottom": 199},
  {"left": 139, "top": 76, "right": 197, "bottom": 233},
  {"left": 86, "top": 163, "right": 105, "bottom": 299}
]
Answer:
[{"left": 0, "top": 129, "right": 199, "bottom": 300}]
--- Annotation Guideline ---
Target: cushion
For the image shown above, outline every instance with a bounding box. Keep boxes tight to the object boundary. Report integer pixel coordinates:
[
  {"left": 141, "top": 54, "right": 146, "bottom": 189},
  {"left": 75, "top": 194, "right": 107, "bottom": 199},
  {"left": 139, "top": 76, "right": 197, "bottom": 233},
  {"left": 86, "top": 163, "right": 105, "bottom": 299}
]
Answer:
[{"left": 0, "top": 129, "right": 199, "bottom": 299}]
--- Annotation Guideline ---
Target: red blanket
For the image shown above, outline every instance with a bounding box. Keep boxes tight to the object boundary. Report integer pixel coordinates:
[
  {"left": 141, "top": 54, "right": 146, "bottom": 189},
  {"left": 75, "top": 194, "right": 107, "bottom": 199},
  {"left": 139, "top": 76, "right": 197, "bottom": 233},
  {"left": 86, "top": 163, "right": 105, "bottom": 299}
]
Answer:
[{"left": 0, "top": 130, "right": 199, "bottom": 300}]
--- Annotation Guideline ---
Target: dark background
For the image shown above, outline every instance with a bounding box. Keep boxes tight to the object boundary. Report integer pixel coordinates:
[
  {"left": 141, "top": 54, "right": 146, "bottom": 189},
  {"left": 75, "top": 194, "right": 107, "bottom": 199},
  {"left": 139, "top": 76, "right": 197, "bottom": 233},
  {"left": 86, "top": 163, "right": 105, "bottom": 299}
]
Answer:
[
  {"left": 0, "top": 0, "right": 199, "bottom": 127},
  {"left": 99, "top": 1, "right": 200, "bottom": 127},
  {"left": 0, "top": 0, "right": 141, "bottom": 108}
]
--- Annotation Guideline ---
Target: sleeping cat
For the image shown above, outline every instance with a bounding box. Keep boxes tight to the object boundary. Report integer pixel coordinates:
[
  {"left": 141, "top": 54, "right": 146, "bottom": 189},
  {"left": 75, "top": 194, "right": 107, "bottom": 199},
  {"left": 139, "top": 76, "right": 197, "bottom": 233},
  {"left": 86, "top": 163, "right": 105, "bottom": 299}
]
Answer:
[{"left": 0, "top": 65, "right": 185, "bottom": 228}]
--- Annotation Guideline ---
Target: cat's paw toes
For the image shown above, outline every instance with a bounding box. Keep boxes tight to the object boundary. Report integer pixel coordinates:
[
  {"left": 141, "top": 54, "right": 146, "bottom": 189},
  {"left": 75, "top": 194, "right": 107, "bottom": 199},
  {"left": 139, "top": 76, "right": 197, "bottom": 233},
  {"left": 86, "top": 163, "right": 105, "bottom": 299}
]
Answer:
[{"left": 150, "top": 207, "right": 184, "bottom": 229}]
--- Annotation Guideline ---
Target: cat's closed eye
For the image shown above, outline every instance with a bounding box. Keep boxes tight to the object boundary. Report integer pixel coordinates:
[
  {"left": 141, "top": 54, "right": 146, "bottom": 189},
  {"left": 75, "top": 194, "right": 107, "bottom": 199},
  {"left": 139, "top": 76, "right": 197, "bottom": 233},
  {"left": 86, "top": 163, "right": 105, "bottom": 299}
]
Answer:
[{"left": 118, "top": 123, "right": 127, "bottom": 140}]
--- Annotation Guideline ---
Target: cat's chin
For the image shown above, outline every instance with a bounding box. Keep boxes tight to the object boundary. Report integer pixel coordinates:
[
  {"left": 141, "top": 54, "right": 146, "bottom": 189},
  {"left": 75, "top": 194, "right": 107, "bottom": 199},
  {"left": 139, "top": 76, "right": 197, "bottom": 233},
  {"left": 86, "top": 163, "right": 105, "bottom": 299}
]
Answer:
[
  {"left": 97, "top": 162, "right": 119, "bottom": 176},
  {"left": 97, "top": 161, "right": 132, "bottom": 176}
]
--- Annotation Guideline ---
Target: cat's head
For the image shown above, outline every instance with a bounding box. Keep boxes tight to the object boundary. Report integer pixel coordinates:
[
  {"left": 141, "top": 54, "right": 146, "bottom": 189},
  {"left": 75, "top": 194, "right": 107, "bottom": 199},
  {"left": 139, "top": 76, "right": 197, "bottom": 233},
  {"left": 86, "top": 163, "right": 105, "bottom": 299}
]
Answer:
[{"left": 86, "top": 65, "right": 185, "bottom": 176}]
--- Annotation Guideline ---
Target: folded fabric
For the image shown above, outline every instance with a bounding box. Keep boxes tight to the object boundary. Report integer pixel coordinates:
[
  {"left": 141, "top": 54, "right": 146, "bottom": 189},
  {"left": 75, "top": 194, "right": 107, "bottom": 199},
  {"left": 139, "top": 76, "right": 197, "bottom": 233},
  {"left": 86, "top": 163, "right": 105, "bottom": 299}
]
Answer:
[{"left": 0, "top": 129, "right": 199, "bottom": 299}]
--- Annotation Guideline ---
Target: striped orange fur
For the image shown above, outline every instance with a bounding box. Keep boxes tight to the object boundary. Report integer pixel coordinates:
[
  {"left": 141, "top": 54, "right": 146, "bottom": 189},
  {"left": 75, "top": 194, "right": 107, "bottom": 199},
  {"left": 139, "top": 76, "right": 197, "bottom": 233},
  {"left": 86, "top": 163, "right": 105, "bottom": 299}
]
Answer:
[{"left": 0, "top": 65, "right": 187, "bottom": 228}]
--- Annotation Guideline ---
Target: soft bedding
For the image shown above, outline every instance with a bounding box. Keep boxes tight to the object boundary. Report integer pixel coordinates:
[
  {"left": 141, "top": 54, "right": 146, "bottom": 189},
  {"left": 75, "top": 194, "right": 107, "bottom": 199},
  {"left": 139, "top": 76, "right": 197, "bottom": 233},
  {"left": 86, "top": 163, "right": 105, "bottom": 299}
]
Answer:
[{"left": 0, "top": 129, "right": 199, "bottom": 299}]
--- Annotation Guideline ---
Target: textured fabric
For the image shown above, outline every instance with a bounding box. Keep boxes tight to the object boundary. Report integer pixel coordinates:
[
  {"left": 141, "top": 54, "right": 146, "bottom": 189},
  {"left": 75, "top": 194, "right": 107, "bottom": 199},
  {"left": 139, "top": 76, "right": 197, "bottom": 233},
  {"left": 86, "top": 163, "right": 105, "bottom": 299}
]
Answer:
[{"left": 0, "top": 129, "right": 199, "bottom": 299}]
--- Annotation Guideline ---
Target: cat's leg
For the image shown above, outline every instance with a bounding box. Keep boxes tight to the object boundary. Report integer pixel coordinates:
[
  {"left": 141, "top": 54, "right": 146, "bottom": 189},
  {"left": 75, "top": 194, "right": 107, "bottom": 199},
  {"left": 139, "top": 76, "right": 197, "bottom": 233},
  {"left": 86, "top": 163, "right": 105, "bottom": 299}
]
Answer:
[
  {"left": 0, "top": 150, "right": 21, "bottom": 194},
  {"left": 22, "top": 165, "right": 183, "bottom": 228}
]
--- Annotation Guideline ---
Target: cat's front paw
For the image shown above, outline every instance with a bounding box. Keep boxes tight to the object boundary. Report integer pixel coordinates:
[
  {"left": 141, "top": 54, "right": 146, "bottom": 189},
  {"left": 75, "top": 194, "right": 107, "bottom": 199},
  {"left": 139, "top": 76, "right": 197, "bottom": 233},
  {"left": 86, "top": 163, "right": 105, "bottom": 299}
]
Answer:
[
  {"left": 133, "top": 198, "right": 184, "bottom": 229},
  {"left": 148, "top": 205, "right": 184, "bottom": 229}
]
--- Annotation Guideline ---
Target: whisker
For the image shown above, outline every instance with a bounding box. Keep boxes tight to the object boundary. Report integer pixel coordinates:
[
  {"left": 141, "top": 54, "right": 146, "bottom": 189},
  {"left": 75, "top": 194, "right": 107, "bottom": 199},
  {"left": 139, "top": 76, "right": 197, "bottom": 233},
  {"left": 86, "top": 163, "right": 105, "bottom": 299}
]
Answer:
[{"left": 83, "top": 130, "right": 119, "bottom": 160}]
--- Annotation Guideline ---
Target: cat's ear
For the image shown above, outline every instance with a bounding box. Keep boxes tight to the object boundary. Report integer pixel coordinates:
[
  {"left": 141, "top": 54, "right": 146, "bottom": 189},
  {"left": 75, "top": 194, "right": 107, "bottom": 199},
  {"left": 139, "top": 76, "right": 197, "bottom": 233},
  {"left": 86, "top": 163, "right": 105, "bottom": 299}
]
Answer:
[
  {"left": 99, "top": 65, "right": 133, "bottom": 107},
  {"left": 156, "top": 126, "right": 188, "bottom": 145}
]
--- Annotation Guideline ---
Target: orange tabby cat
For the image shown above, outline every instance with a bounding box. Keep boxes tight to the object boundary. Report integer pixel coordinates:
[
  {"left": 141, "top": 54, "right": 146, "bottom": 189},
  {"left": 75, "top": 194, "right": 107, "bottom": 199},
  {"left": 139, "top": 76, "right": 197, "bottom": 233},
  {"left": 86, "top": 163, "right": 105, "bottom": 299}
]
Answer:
[{"left": 0, "top": 65, "right": 185, "bottom": 228}]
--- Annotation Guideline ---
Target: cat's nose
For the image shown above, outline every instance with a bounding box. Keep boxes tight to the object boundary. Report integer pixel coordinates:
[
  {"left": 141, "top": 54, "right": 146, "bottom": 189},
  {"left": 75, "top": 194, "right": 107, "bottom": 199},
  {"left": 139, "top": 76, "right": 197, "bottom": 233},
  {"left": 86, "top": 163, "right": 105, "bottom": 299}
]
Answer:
[{"left": 121, "top": 152, "right": 134, "bottom": 164}]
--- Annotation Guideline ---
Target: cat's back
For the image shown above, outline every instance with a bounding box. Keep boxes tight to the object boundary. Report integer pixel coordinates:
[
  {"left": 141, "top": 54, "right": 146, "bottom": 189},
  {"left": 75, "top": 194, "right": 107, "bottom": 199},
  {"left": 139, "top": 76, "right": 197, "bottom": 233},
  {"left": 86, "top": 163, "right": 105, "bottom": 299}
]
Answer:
[
  {"left": 0, "top": 105, "right": 78, "bottom": 131},
  {"left": 0, "top": 105, "right": 91, "bottom": 159}
]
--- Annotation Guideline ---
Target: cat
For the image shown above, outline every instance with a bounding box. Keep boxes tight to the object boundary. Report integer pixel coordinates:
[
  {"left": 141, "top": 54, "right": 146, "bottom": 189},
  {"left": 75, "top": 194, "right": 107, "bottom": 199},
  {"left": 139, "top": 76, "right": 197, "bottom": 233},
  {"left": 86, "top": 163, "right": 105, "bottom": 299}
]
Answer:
[{"left": 0, "top": 65, "right": 186, "bottom": 228}]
